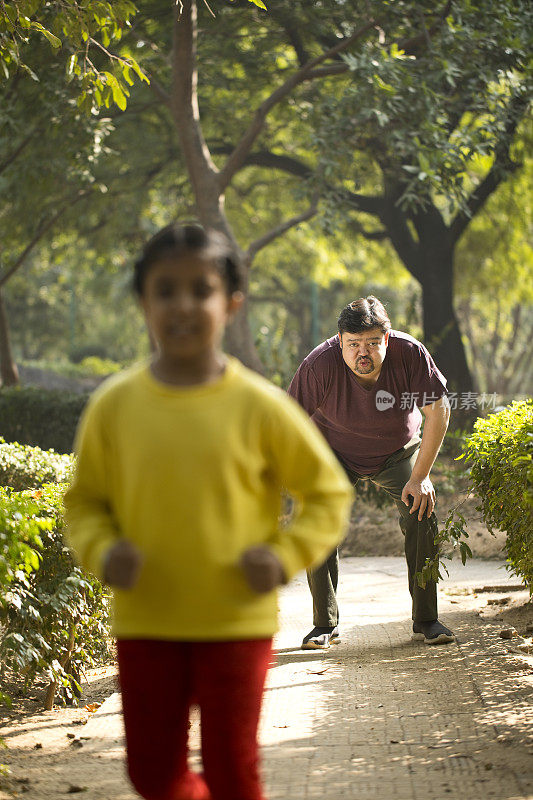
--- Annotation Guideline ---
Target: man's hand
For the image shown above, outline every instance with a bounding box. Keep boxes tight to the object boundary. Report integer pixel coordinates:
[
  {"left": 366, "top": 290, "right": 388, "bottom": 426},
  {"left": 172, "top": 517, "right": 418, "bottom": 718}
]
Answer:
[
  {"left": 401, "top": 476, "right": 436, "bottom": 520},
  {"left": 402, "top": 397, "right": 448, "bottom": 521},
  {"left": 103, "top": 540, "right": 143, "bottom": 589},
  {"left": 240, "top": 546, "right": 285, "bottom": 594}
]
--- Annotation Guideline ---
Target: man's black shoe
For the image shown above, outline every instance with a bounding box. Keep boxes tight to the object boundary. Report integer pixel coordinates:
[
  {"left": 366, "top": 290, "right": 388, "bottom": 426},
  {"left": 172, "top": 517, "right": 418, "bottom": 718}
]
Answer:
[
  {"left": 412, "top": 620, "right": 454, "bottom": 645},
  {"left": 301, "top": 626, "right": 340, "bottom": 650}
]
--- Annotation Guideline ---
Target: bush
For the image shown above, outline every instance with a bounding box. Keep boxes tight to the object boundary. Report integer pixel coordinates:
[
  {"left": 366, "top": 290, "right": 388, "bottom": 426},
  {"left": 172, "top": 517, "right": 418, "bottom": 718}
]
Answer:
[
  {"left": 0, "top": 488, "right": 52, "bottom": 761},
  {"left": 0, "top": 488, "right": 55, "bottom": 708},
  {"left": 79, "top": 356, "right": 121, "bottom": 376},
  {"left": 69, "top": 344, "right": 109, "bottom": 363},
  {"left": 0, "top": 438, "right": 73, "bottom": 490},
  {"left": 417, "top": 400, "right": 533, "bottom": 591},
  {"left": 0, "top": 484, "right": 113, "bottom": 709},
  {"left": 462, "top": 400, "right": 533, "bottom": 591},
  {"left": 0, "top": 387, "right": 88, "bottom": 454},
  {"left": 0, "top": 489, "right": 47, "bottom": 599}
]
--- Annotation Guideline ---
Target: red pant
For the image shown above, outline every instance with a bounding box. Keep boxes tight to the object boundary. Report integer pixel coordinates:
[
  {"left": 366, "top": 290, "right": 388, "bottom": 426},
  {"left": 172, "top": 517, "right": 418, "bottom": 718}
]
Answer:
[{"left": 116, "top": 638, "right": 272, "bottom": 800}]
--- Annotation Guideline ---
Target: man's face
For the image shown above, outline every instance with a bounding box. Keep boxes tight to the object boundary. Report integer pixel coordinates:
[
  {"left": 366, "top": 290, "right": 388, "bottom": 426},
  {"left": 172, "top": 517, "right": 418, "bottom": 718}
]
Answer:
[{"left": 338, "top": 327, "right": 390, "bottom": 379}]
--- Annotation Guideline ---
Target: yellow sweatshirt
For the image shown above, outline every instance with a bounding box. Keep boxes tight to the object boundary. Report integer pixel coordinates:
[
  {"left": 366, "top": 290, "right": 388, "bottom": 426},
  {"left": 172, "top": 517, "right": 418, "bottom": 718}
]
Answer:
[{"left": 64, "top": 357, "right": 352, "bottom": 641}]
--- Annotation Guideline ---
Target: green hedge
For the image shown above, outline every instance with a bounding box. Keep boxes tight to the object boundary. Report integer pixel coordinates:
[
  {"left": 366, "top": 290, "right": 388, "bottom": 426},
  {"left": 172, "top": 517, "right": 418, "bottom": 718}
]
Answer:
[
  {"left": 463, "top": 399, "right": 533, "bottom": 591},
  {"left": 416, "top": 400, "right": 532, "bottom": 590},
  {"left": 0, "top": 439, "right": 112, "bottom": 709},
  {"left": 0, "top": 484, "right": 112, "bottom": 709},
  {"left": 0, "top": 438, "right": 73, "bottom": 490},
  {"left": 0, "top": 387, "right": 88, "bottom": 454}
]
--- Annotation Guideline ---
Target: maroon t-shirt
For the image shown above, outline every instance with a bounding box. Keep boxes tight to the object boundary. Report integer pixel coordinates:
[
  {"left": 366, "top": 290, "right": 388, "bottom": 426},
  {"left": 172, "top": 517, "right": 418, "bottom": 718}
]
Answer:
[{"left": 287, "top": 330, "right": 447, "bottom": 475}]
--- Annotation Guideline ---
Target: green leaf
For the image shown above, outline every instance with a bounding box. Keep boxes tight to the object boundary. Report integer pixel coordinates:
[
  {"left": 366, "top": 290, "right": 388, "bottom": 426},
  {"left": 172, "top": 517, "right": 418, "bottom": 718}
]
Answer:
[
  {"left": 66, "top": 54, "right": 77, "bottom": 77},
  {"left": 122, "top": 64, "right": 134, "bottom": 86},
  {"left": 30, "top": 22, "right": 62, "bottom": 49},
  {"left": 127, "top": 57, "right": 150, "bottom": 84},
  {"left": 103, "top": 71, "right": 128, "bottom": 110}
]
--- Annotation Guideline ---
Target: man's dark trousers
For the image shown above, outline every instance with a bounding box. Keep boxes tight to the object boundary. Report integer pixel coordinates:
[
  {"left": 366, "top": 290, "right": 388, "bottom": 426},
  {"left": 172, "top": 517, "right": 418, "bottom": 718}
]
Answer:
[{"left": 307, "top": 439, "right": 439, "bottom": 627}]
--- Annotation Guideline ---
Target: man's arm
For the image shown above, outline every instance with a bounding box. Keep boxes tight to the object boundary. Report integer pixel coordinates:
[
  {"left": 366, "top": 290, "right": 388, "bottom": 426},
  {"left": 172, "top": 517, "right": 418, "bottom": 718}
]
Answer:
[{"left": 401, "top": 397, "right": 451, "bottom": 520}]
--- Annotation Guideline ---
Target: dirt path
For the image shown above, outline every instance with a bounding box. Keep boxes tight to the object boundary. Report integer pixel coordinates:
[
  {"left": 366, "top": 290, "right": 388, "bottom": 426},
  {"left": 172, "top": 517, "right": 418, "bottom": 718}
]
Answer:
[{"left": 1, "top": 558, "right": 532, "bottom": 800}]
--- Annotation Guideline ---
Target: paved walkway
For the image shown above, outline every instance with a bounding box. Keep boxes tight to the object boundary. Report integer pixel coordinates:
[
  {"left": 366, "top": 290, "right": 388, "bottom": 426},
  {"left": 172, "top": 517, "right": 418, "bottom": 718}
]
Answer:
[{"left": 14, "top": 558, "right": 533, "bottom": 798}]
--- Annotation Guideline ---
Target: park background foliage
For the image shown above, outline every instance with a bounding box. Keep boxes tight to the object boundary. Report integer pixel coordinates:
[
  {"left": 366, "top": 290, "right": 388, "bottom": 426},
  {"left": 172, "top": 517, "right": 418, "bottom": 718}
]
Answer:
[
  {"left": 0, "top": 440, "right": 112, "bottom": 711},
  {"left": 0, "top": 389, "right": 87, "bottom": 453},
  {"left": 418, "top": 401, "right": 533, "bottom": 593},
  {"left": 461, "top": 400, "right": 533, "bottom": 592},
  {"left": 0, "top": 0, "right": 531, "bottom": 395}
]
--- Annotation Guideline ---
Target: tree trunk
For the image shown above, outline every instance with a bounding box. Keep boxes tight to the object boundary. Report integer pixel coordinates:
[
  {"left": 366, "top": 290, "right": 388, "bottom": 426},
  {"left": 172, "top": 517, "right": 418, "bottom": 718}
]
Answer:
[
  {"left": 224, "top": 300, "right": 264, "bottom": 373},
  {"left": 419, "top": 248, "right": 474, "bottom": 394},
  {"left": 381, "top": 195, "right": 475, "bottom": 394},
  {"left": 223, "top": 254, "right": 264, "bottom": 373},
  {"left": 0, "top": 287, "right": 19, "bottom": 387},
  {"left": 192, "top": 203, "right": 265, "bottom": 373},
  {"left": 171, "top": 0, "right": 265, "bottom": 373}
]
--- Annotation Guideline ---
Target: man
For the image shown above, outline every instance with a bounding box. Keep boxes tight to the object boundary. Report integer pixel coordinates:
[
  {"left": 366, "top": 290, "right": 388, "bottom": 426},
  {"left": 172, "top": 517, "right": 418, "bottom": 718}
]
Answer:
[{"left": 288, "top": 296, "right": 453, "bottom": 649}]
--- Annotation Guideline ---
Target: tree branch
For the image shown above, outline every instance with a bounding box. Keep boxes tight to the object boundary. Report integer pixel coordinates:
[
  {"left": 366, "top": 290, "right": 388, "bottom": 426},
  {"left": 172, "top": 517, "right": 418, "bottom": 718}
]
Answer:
[
  {"left": 0, "top": 190, "right": 91, "bottom": 287},
  {"left": 0, "top": 127, "right": 39, "bottom": 176},
  {"left": 352, "top": 224, "right": 388, "bottom": 241},
  {"left": 449, "top": 92, "right": 529, "bottom": 244},
  {"left": 396, "top": 0, "right": 452, "bottom": 55},
  {"left": 218, "top": 147, "right": 385, "bottom": 218},
  {"left": 449, "top": 162, "right": 517, "bottom": 244},
  {"left": 231, "top": 149, "right": 313, "bottom": 179},
  {"left": 309, "top": 2, "right": 452, "bottom": 64},
  {"left": 345, "top": 216, "right": 389, "bottom": 241},
  {"left": 342, "top": 187, "right": 388, "bottom": 218},
  {"left": 377, "top": 183, "right": 421, "bottom": 279},
  {"left": 268, "top": 8, "right": 310, "bottom": 67},
  {"left": 171, "top": 0, "right": 221, "bottom": 221},
  {"left": 145, "top": 71, "right": 171, "bottom": 106},
  {"left": 245, "top": 196, "right": 319, "bottom": 263},
  {"left": 218, "top": 17, "right": 377, "bottom": 192},
  {"left": 127, "top": 27, "right": 171, "bottom": 106},
  {"left": 306, "top": 64, "right": 349, "bottom": 80}
]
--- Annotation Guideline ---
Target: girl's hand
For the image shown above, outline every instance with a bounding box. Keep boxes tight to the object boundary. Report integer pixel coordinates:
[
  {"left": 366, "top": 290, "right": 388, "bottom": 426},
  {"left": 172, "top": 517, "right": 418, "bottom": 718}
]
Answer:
[
  {"left": 240, "top": 546, "right": 285, "bottom": 594},
  {"left": 103, "top": 540, "right": 143, "bottom": 589}
]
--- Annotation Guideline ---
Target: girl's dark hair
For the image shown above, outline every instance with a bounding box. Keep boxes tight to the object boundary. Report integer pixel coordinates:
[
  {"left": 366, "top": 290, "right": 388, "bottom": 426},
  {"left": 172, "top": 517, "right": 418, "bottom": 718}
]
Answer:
[
  {"left": 133, "top": 222, "right": 244, "bottom": 296},
  {"left": 337, "top": 296, "right": 391, "bottom": 335}
]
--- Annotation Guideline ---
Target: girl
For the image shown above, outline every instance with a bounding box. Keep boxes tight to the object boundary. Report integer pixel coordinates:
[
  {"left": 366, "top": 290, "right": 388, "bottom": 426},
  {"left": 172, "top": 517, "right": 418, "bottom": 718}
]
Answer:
[{"left": 64, "top": 223, "right": 352, "bottom": 800}]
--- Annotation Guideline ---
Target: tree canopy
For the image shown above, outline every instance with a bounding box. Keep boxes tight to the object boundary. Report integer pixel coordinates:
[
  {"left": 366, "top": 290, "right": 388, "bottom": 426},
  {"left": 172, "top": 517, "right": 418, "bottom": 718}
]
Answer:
[{"left": 1, "top": 0, "right": 531, "bottom": 395}]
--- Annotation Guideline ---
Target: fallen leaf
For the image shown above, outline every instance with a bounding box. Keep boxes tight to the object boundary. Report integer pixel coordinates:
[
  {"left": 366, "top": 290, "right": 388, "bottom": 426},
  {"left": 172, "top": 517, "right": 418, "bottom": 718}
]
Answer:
[
  {"left": 83, "top": 703, "right": 101, "bottom": 713},
  {"left": 70, "top": 738, "right": 84, "bottom": 748}
]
